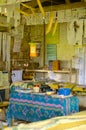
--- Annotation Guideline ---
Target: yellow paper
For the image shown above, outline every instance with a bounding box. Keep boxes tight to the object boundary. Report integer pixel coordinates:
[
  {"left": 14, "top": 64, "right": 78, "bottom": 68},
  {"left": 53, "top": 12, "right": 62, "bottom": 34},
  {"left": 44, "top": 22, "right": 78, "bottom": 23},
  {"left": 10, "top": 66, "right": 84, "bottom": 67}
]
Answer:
[{"left": 30, "top": 44, "right": 37, "bottom": 57}]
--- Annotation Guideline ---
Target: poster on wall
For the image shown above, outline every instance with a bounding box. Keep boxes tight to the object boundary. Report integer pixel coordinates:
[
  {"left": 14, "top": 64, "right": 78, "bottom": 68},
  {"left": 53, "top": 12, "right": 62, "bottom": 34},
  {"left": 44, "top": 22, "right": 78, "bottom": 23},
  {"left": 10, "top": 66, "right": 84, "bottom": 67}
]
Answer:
[
  {"left": 29, "top": 43, "right": 37, "bottom": 57},
  {"left": 11, "top": 70, "right": 23, "bottom": 83}
]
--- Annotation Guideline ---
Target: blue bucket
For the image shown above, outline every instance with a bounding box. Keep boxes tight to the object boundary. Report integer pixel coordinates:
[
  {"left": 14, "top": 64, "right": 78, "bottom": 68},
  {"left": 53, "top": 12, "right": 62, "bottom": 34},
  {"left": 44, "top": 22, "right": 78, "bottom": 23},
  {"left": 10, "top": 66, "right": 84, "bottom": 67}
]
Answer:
[{"left": 58, "top": 88, "right": 71, "bottom": 96}]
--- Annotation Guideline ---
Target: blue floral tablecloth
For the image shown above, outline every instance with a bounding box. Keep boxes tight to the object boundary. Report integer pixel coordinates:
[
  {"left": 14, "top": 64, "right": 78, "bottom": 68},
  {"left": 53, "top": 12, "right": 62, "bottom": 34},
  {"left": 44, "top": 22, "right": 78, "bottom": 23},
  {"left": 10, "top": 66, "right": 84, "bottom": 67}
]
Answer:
[{"left": 6, "top": 91, "right": 79, "bottom": 124}]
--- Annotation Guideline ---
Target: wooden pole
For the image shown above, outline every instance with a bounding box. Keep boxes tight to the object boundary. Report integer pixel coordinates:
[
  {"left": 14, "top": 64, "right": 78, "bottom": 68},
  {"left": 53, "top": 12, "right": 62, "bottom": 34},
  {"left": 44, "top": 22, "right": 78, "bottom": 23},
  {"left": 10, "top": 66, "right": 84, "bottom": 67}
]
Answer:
[{"left": 43, "top": 17, "right": 46, "bottom": 67}]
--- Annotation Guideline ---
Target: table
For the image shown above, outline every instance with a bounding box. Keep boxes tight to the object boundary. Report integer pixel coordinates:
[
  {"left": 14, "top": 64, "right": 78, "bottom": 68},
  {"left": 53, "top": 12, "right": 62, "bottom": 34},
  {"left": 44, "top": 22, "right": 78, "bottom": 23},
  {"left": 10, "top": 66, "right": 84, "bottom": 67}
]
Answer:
[{"left": 6, "top": 91, "right": 79, "bottom": 125}]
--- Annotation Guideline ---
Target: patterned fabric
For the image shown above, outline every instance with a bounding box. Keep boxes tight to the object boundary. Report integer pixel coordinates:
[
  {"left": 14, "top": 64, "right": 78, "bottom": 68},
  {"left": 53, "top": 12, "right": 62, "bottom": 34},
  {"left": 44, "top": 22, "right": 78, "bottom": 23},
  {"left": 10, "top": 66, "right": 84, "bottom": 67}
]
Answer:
[
  {"left": 6, "top": 91, "right": 79, "bottom": 123},
  {"left": 10, "top": 82, "right": 34, "bottom": 91}
]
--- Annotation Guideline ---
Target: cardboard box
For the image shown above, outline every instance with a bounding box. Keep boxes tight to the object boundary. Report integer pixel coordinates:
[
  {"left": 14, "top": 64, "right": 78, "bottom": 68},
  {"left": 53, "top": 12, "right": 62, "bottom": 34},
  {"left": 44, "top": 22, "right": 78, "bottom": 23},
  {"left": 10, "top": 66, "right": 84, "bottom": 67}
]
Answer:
[{"left": 49, "top": 60, "right": 60, "bottom": 70}]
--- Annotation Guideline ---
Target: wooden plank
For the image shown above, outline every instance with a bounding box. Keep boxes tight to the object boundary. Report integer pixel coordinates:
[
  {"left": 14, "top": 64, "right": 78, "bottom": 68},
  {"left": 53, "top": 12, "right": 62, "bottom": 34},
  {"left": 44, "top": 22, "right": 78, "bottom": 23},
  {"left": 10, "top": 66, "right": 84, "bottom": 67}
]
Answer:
[
  {"left": 65, "top": 0, "right": 71, "bottom": 4},
  {"left": 23, "top": 2, "right": 86, "bottom": 13}
]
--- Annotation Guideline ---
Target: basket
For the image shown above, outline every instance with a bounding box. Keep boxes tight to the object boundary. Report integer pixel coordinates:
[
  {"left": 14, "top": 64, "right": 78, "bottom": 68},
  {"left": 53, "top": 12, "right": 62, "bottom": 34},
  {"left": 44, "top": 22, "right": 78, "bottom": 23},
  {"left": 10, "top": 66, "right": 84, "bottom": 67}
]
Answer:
[{"left": 58, "top": 88, "right": 71, "bottom": 96}]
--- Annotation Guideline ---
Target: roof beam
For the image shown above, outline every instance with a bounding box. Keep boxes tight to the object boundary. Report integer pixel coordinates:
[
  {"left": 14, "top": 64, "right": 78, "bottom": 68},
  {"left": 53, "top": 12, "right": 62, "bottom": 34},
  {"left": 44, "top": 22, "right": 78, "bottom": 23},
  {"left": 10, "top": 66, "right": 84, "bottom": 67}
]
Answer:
[
  {"left": 65, "top": 0, "right": 71, "bottom": 4},
  {"left": 22, "top": 0, "right": 51, "bottom": 7},
  {"left": 41, "top": 2, "right": 86, "bottom": 11},
  {"left": 34, "top": 2, "right": 86, "bottom": 13},
  {"left": 21, "top": 2, "right": 86, "bottom": 13},
  {"left": 81, "top": 0, "right": 86, "bottom": 2}
]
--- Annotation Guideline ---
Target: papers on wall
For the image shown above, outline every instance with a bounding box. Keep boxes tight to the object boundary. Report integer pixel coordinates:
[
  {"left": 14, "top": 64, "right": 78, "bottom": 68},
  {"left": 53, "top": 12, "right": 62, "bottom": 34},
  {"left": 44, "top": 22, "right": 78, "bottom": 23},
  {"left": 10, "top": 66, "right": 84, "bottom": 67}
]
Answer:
[
  {"left": 77, "top": 7, "right": 86, "bottom": 19},
  {"left": 65, "top": 9, "right": 72, "bottom": 22},
  {"left": 72, "top": 56, "right": 80, "bottom": 69},
  {"left": 6, "top": 3, "right": 20, "bottom": 28},
  {"left": 14, "top": 3, "right": 20, "bottom": 27},
  {"left": 6, "top": 4, "right": 15, "bottom": 24},
  {"left": 71, "top": 9, "right": 78, "bottom": 19},
  {"left": 0, "top": 5, "right": 85, "bottom": 26},
  {"left": 67, "top": 19, "right": 83, "bottom": 45},
  {"left": 15, "top": 25, "right": 24, "bottom": 39},
  {"left": 13, "top": 36, "right": 21, "bottom": 52},
  {"left": 78, "top": 60, "right": 84, "bottom": 85},
  {"left": 11, "top": 70, "right": 23, "bottom": 83},
  {"left": 78, "top": 51, "right": 85, "bottom": 85},
  {"left": 2, "top": 71, "right": 9, "bottom": 86},
  {"left": 58, "top": 10, "right": 65, "bottom": 23},
  {"left": 0, "top": 71, "right": 9, "bottom": 86},
  {"left": 71, "top": 48, "right": 85, "bottom": 85}
]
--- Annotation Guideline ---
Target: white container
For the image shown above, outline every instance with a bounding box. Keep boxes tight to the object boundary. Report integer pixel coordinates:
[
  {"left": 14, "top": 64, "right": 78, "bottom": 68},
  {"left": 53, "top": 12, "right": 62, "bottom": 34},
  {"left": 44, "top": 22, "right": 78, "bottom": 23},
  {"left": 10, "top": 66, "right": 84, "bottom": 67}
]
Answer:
[{"left": 33, "top": 85, "right": 40, "bottom": 93}]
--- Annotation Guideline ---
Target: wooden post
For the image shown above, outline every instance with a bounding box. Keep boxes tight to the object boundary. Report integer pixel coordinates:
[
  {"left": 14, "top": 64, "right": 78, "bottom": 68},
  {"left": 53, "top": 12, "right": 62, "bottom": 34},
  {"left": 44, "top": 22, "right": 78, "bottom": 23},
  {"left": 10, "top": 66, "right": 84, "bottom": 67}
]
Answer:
[{"left": 43, "top": 17, "right": 46, "bottom": 67}]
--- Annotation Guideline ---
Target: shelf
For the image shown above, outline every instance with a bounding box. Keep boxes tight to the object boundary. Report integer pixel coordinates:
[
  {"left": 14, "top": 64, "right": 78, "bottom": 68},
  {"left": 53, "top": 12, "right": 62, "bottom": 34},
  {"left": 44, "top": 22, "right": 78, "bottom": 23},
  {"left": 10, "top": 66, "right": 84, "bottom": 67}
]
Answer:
[
  {"left": 23, "top": 69, "right": 77, "bottom": 83},
  {"left": 0, "top": 24, "right": 8, "bottom": 32},
  {"left": 11, "top": 59, "right": 30, "bottom": 61},
  {"left": 0, "top": 86, "right": 9, "bottom": 90},
  {"left": 25, "top": 69, "right": 71, "bottom": 74}
]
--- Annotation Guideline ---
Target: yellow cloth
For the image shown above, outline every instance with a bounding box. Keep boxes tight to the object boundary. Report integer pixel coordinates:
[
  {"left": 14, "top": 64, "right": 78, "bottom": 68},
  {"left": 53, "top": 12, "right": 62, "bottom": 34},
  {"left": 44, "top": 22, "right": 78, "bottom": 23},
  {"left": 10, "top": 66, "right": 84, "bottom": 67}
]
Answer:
[
  {"left": 4, "top": 111, "right": 86, "bottom": 130},
  {"left": 48, "top": 120, "right": 86, "bottom": 130},
  {"left": 47, "top": 111, "right": 86, "bottom": 130}
]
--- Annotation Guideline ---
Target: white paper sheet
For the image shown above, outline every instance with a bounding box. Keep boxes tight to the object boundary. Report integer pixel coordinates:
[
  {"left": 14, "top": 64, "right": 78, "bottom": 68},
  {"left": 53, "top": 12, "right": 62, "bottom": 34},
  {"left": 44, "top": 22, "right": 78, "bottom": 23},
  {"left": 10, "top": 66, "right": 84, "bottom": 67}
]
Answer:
[
  {"left": 13, "top": 36, "right": 21, "bottom": 52},
  {"left": 11, "top": 70, "right": 23, "bottom": 83}
]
